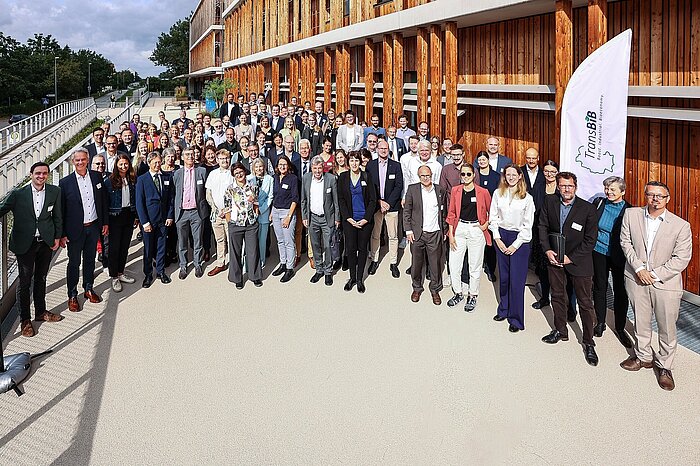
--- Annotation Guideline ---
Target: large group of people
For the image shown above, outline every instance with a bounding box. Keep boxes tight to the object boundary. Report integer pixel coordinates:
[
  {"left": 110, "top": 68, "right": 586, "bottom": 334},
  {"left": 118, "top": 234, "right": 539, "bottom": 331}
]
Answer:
[{"left": 0, "top": 91, "right": 692, "bottom": 392}]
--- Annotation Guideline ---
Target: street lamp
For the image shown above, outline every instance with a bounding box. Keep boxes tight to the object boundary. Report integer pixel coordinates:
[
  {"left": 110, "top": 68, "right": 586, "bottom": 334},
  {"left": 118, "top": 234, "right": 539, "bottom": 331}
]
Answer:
[
  {"left": 54, "top": 56, "right": 59, "bottom": 105},
  {"left": 88, "top": 62, "right": 92, "bottom": 97}
]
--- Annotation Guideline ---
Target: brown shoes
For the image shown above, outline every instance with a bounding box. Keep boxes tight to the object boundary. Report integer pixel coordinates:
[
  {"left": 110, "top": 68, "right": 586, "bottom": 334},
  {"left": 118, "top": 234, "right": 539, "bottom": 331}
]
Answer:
[
  {"left": 411, "top": 290, "right": 422, "bottom": 302},
  {"left": 207, "top": 265, "right": 227, "bottom": 276},
  {"left": 658, "top": 369, "right": 675, "bottom": 391},
  {"left": 620, "top": 356, "right": 654, "bottom": 371},
  {"left": 35, "top": 311, "right": 64, "bottom": 322},
  {"left": 309, "top": 257, "right": 315, "bottom": 269},
  {"left": 84, "top": 290, "right": 102, "bottom": 303},
  {"left": 431, "top": 292, "right": 441, "bottom": 306},
  {"left": 68, "top": 297, "right": 81, "bottom": 312},
  {"left": 21, "top": 319, "right": 35, "bottom": 337}
]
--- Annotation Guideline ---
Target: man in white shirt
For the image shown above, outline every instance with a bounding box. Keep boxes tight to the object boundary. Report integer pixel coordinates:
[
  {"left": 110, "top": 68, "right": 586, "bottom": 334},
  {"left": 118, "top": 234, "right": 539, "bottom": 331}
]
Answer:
[
  {"left": 473, "top": 136, "right": 513, "bottom": 175},
  {"left": 521, "top": 147, "right": 544, "bottom": 193},
  {"left": 405, "top": 140, "right": 442, "bottom": 200},
  {"left": 400, "top": 135, "right": 421, "bottom": 196},
  {"left": 210, "top": 120, "right": 227, "bottom": 147},
  {"left": 205, "top": 150, "right": 234, "bottom": 276}
]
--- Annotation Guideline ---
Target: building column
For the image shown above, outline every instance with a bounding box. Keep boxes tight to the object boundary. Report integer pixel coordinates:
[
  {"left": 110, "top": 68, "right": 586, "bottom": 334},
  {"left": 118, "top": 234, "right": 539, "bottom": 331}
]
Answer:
[
  {"left": 555, "top": 0, "right": 573, "bottom": 162},
  {"left": 324, "top": 48, "right": 333, "bottom": 111},
  {"left": 309, "top": 52, "right": 317, "bottom": 104},
  {"left": 382, "top": 35, "right": 394, "bottom": 128},
  {"left": 364, "top": 39, "right": 374, "bottom": 122},
  {"left": 272, "top": 58, "right": 280, "bottom": 104},
  {"left": 290, "top": 54, "right": 299, "bottom": 101},
  {"left": 429, "top": 24, "right": 443, "bottom": 137},
  {"left": 336, "top": 44, "right": 350, "bottom": 113},
  {"left": 392, "top": 33, "right": 404, "bottom": 125},
  {"left": 587, "top": 0, "right": 607, "bottom": 54},
  {"left": 416, "top": 28, "right": 429, "bottom": 125},
  {"left": 444, "top": 22, "right": 458, "bottom": 142}
]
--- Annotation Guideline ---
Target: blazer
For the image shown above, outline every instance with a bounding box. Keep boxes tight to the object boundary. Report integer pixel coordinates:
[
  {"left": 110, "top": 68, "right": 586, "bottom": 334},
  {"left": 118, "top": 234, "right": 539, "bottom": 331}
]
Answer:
[
  {"left": 445, "top": 184, "right": 492, "bottom": 246},
  {"left": 538, "top": 194, "right": 598, "bottom": 276},
  {"left": 336, "top": 125, "right": 364, "bottom": 152},
  {"left": 403, "top": 183, "right": 448, "bottom": 241},
  {"left": 337, "top": 170, "right": 377, "bottom": 223},
  {"left": 619, "top": 207, "right": 692, "bottom": 291},
  {"left": 521, "top": 165, "right": 546, "bottom": 194},
  {"left": 59, "top": 170, "right": 108, "bottom": 241},
  {"left": 473, "top": 154, "right": 513, "bottom": 174},
  {"left": 219, "top": 102, "right": 240, "bottom": 123},
  {"left": 84, "top": 142, "right": 105, "bottom": 163},
  {"left": 135, "top": 171, "right": 175, "bottom": 227},
  {"left": 270, "top": 116, "right": 285, "bottom": 133},
  {"left": 301, "top": 127, "right": 324, "bottom": 156},
  {"left": 386, "top": 138, "right": 408, "bottom": 160},
  {"left": 365, "top": 158, "right": 403, "bottom": 212},
  {"left": 0, "top": 184, "right": 62, "bottom": 255},
  {"left": 172, "top": 166, "right": 209, "bottom": 221},
  {"left": 300, "top": 172, "right": 340, "bottom": 224},
  {"left": 593, "top": 197, "right": 632, "bottom": 267}
]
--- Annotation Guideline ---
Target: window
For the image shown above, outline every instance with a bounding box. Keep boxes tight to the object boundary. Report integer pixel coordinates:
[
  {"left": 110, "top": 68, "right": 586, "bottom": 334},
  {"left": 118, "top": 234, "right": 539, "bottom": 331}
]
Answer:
[{"left": 311, "top": 0, "right": 320, "bottom": 35}]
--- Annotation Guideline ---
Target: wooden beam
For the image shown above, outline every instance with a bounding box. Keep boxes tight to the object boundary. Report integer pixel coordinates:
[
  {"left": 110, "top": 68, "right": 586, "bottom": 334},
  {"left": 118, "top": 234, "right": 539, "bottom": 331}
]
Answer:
[
  {"left": 309, "top": 52, "right": 317, "bottom": 103},
  {"left": 272, "top": 58, "right": 280, "bottom": 104},
  {"left": 336, "top": 44, "right": 350, "bottom": 112},
  {"left": 364, "top": 39, "right": 375, "bottom": 122},
  {"left": 417, "top": 28, "right": 429, "bottom": 124},
  {"left": 290, "top": 54, "right": 299, "bottom": 101},
  {"left": 555, "top": 0, "right": 573, "bottom": 162},
  {"left": 587, "top": 0, "right": 607, "bottom": 54},
  {"left": 430, "top": 24, "right": 443, "bottom": 137},
  {"left": 444, "top": 22, "right": 458, "bottom": 142},
  {"left": 383, "top": 35, "right": 394, "bottom": 128},
  {"left": 392, "top": 33, "right": 404, "bottom": 124},
  {"left": 324, "top": 47, "right": 333, "bottom": 110}
]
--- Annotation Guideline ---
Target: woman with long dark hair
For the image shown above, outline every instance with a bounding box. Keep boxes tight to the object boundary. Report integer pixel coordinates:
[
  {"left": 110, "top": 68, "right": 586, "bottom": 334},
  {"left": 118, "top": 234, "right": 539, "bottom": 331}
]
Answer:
[{"left": 105, "top": 153, "right": 137, "bottom": 292}]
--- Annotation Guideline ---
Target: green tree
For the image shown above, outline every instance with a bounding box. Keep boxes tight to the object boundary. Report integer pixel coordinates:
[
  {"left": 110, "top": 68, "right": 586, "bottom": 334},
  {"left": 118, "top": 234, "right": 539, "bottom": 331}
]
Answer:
[
  {"left": 150, "top": 17, "right": 190, "bottom": 79},
  {"left": 203, "top": 78, "right": 236, "bottom": 108}
]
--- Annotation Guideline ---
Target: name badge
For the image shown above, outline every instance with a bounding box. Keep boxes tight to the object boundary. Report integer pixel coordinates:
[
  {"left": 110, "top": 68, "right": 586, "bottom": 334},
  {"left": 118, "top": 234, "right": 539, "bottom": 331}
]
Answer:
[
  {"left": 571, "top": 222, "right": 583, "bottom": 231},
  {"left": 96, "top": 183, "right": 102, "bottom": 189},
  {"left": 197, "top": 179, "right": 203, "bottom": 185},
  {"left": 48, "top": 205, "right": 54, "bottom": 212},
  {"left": 471, "top": 197, "right": 477, "bottom": 203},
  {"left": 326, "top": 188, "right": 332, "bottom": 193},
  {"left": 282, "top": 183, "right": 289, "bottom": 190},
  {"left": 483, "top": 181, "right": 488, "bottom": 185},
  {"left": 164, "top": 180, "right": 170, "bottom": 186},
  {"left": 388, "top": 174, "right": 396, "bottom": 180},
  {"left": 361, "top": 181, "right": 367, "bottom": 187}
]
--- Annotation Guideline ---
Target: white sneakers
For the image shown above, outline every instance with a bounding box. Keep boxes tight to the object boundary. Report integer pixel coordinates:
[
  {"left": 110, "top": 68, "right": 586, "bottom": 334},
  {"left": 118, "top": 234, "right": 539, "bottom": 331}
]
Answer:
[{"left": 111, "top": 278, "right": 122, "bottom": 292}]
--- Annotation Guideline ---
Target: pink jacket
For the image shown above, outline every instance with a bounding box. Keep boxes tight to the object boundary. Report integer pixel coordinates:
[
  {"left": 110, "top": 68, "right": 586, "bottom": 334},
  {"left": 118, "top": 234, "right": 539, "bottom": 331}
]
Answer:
[{"left": 446, "top": 184, "right": 492, "bottom": 246}]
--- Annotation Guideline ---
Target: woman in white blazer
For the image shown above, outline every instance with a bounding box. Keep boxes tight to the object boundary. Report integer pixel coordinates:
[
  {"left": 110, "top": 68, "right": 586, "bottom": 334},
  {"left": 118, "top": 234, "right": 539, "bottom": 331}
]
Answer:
[{"left": 336, "top": 110, "right": 364, "bottom": 152}]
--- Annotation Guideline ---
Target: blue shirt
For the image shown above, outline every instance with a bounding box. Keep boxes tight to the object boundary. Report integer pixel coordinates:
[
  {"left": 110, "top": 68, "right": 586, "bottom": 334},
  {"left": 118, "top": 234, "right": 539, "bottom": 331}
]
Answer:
[
  {"left": 594, "top": 199, "right": 625, "bottom": 255},
  {"left": 350, "top": 177, "right": 365, "bottom": 222},
  {"left": 272, "top": 173, "right": 299, "bottom": 210},
  {"left": 559, "top": 195, "right": 575, "bottom": 233}
]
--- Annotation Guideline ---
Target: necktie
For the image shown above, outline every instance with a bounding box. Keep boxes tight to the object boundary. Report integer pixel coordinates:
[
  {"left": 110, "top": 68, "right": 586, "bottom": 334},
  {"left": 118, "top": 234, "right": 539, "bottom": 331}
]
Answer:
[
  {"left": 154, "top": 174, "right": 161, "bottom": 193},
  {"left": 303, "top": 161, "right": 308, "bottom": 176}
]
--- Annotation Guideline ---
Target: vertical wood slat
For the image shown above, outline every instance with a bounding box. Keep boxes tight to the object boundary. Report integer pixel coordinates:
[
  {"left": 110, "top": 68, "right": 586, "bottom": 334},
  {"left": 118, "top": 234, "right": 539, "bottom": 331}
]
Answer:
[
  {"left": 416, "top": 28, "right": 429, "bottom": 124},
  {"left": 392, "top": 33, "right": 404, "bottom": 124},
  {"left": 444, "top": 22, "right": 458, "bottom": 142},
  {"left": 587, "top": 0, "right": 607, "bottom": 53},
  {"left": 324, "top": 47, "right": 333, "bottom": 111},
  {"left": 364, "top": 39, "right": 374, "bottom": 122},
  {"left": 554, "top": 0, "right": 573, "bottom": 163},
  {"left": 271, "top": 58, "right": 280, "bottom": 103},
  {"left": 429, "top": 24, "right": 443, "bottom": 135},
  {"left": 382, "top": 35, "right": 394, "bottom": 128},
  {"left": 309, "top": 51, "right": 317, "bottom": 103}
]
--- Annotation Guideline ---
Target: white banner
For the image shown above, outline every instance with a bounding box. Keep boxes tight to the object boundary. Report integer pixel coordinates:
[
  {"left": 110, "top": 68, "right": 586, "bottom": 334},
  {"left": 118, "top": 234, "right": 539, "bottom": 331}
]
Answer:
[{"left": 560, "top": 29, "right": 632, "bottom": 201}]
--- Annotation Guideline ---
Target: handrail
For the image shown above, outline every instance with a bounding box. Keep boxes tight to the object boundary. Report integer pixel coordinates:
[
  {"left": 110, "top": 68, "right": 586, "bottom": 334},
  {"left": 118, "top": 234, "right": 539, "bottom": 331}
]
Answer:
[{"left": 0, "top": 98, "right": 93, "bottom": 154}]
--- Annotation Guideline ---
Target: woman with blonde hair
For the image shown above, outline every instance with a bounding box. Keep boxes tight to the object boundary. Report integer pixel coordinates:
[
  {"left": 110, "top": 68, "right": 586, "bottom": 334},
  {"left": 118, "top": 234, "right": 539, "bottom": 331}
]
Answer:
[
  {"left": 489, "top": 164, "right": 535, "bottom": 333},
  {"left": 279, "top": 116, "right": 301, "bottom": 151}
]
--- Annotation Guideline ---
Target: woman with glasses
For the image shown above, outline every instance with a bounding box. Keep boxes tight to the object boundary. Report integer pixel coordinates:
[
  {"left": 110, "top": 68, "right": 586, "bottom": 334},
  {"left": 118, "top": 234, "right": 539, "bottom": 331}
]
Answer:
[
  {"left": 270, "top": 155, "right": 299, "bottom": 283},
  {"left": 446, "top": 165, "right": 492, "bottom": 312},
  {"left": 531, "top": 160, "right": 561, "bottom": 309},
  {"left": 248, "top": 158, "right": 274, "bottom": 269},
  {"left": 592, "top": 176, "right": 633, "bottom": 347},
  {"left": 490, "top": 164, "right": 535, "bottom": 333},
  {"left": 223, "top": 162, "right": 262, "bottom": 289}
]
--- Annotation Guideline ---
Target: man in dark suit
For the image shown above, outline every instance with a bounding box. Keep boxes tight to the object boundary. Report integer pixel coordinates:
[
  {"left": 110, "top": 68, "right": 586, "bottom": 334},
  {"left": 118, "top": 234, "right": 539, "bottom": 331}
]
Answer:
[
  {"left": 300, "top": 156, "right": 340, "bottom": 286},
  {"left": 219, "top": 93, "right": 243, "bottom": 125},
  {"left": 59, "top": 149, "right": 109, "bottom": 312},
  {"left": 366, "top": 140, "right": 404, "bottom": 278},
  {"left": 116, "top": 128, "right": 137, "bottom": 156},
  {"left": 386, "top": 126, "right": 408, "bottom": 161},
  {"left": 84, "top": 127, "right": 106, "bottom": 163},
  {"left": 0, "top": 162, "right": 63, "bottom": 337},
  {"left": 521, "top": 147, "right": 545, "bottom": 193},
  {"left": 172, "top": 148, "right": 209, "bottom": 279},
  {"left": 473, "top": 136, "right": 513, "bottom": 175},
  {"left": 135, "top": 152, "right": 175, "bottom": 287},
  {"left": 172, "top": 108, "right": 194, "bottom": 129},
  {"left": 404, "top": 165, "right": 448, "bottom": 305},
  {"left": 270, "top": 104, "right": 285, "bottom": 133},
  {"left": 539, "top": 172, "right": 600, "bottom": 366}
]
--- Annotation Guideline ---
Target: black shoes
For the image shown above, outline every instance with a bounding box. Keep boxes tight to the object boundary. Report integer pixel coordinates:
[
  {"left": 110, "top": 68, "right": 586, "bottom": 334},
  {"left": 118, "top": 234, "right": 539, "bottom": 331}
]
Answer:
[
  {"left": 390, "top": 264, "right": 400, "bottom": 278},
  {"left": 584, "top": 345, "right": 599, "bottom": 366},
  {"left": 179, "top": 268, "right": 188, "bottom": 280},
  {"left": 325, "top": 275, "right": 333, "bottom": 286},
  {"left": 253, "top": 280, "right": 263, "bottom": 287},
  {"left": 157, "top": 273, "right": 171, "bottom": 284},
  {"left": 485, "top": 270, "right": 496, "bottom": 282},
  {"left": 567, "top": 311, "right": 577, "bottom": 322},
  {"left": 344, "top": 279, "right": 356, "bottom": 291},
  {"left": 272, "top": 264, "right": 286, "bottom": 276},
  {"left": 235, "top": 282, "right": 244, "bottom": 289},
  {"left": 368, "top": 261, "right": 379, "bottom": 275},
  {"left": 341, "top": 257, "right": 349, "bottom": 271},
  {"left": 447, "top": 293, "right": 464, "bottom": 307},
  {"left": 532, "top": 299, "right": 549, "bottom": 309},
  {"left": 194, "top": 267, "right": 204, "bottom": 278},
  {"left": 357, "top": 281, "right": 366, "bottom": 293},
  {"left": 280, "top": 269, "right": 295, "bottom": 283},
  {"left": 542, "top": 330, "right": 569, "bottom": 344},
  {"left": 508, "top": 324, "right": 521, "bottom": 333},
  {"left": 310, "top": 273, "right": 323, "bottom": 283},
  {"left": 333, "top": 260, "right": 342, "bottom": 270},
  {"left": 142, "top": 275, "right": 153, "bottom": 288},
  {"left": 594, "top": 322, "right": 606, "bottom": 337},
  {"left": 493, "top": 314, "right": 506, "bottom": 322}
]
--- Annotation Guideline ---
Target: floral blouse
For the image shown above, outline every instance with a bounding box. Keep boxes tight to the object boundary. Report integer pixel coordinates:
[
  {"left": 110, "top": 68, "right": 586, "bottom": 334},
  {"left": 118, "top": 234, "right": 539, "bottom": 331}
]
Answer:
[{"left": 224, "top": 180, "right": 259, "bottom": 227}]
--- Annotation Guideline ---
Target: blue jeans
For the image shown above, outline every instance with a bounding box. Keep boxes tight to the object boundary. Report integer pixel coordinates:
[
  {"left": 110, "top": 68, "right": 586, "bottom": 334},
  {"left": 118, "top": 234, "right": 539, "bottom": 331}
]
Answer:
[{"left": 271, "top": 207, "right": 296, "bottom": 268}]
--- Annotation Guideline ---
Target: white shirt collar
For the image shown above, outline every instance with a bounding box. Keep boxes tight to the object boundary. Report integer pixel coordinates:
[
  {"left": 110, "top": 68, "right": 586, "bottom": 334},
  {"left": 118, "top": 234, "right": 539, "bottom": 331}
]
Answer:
[{"left": 644, "top": 207, "right": 666, "bottom": 221}]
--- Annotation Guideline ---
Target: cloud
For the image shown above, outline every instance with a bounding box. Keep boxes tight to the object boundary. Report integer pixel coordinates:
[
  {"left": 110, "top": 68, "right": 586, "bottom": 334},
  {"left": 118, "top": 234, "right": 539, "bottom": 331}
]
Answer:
[{"left": 1, "top": 0, "right": 193, "bottom": 76}]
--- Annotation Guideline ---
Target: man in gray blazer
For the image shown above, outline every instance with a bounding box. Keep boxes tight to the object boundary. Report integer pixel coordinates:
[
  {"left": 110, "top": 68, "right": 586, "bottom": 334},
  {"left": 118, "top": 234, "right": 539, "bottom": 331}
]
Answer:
[
  {"left": 301, "top": 155, "right": 340, "bottom": 286},
  {"left": 619, "top": 181, "right": 692, "bottom": 391},
  {"left": 173, "top": 148, "right": 210, "bottom": 278}
]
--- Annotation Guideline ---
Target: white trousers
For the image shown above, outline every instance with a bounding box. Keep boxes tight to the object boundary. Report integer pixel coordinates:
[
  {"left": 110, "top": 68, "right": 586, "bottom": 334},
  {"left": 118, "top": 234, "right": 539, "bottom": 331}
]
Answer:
[{"left": 450, "top": 221, "right": 486, "bottom": 296}]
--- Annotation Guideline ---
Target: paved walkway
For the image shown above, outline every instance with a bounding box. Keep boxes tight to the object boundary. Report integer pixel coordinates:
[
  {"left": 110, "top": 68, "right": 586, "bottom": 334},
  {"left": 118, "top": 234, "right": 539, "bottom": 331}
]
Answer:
[{"left": 1, "top": 235, "right": 700, "bottom": 464}]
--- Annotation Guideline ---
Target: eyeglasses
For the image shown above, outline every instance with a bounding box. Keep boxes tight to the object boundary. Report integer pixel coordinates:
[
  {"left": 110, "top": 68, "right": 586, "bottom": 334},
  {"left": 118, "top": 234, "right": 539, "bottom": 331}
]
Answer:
[
  {"left": 233, "top": 171, "right": 245, "bottom": 176},
  {"left": 460, "top": 172, "right": 474, "bottom": 177},
  {"left": 92, "top": 162, "right": 105, "bottom": 166},
  {"left": 645, "top": 193, "right": 668, "bottom": 200},
  {"left": 106, "top": 142, "right": 117, "bottom": 145},
  {"left": 544, "top": 170, "right": 558, "bottom": 175},
  {"left": 418, "top": 174, "right": 432, "bottom": 179},
  {"left": 558, "top": 185, "right": 576, "bottom": 190}
]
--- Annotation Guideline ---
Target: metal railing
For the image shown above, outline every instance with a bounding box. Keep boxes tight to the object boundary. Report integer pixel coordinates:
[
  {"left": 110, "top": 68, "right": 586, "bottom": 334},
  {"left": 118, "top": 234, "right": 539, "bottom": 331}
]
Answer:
[{"left": 0, "top": 98, "right": 93, "bottom": 154}]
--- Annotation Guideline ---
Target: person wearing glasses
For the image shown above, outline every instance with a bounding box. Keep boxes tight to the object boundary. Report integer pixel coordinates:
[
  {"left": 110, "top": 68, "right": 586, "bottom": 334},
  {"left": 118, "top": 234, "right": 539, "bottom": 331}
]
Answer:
[
  {"left": 446, "top": 165, "right": 492, "bottom": 312},
  {"left": 271, "top": 155, "right": 299, "bottom": 283},
  {"left": 539, "top": 172, "right": 599, "bottom": 367},
  {"left": 210, "top": 119, "right": 227, "bottom": 147},
  {"left": 619, "top": 181, "right": 692, "bottom": 391}
]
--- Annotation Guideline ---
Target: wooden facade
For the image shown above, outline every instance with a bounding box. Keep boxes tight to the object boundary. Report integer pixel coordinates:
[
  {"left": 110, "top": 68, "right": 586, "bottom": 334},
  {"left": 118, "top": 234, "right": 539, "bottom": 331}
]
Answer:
[{"left": 194, "top": 0, "right": 700, "bottom": 293}]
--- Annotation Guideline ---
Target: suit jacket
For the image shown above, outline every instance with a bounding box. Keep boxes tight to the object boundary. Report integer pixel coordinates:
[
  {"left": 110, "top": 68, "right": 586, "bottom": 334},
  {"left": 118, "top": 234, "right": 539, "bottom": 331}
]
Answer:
[
  {"left": 337, "top": 170, "right": 377, "bottom": 223},
  {"left": 117, "top": 141, "right": 137, "bottom": 155},
  {"left": 135, "top": 171, "right": 175, "bottom": 227},
  {"left": 386, "top": 137, "right": 407, "bottom": 161},
  {"left": 403, "top": 183, "right": 448, "bottom": 241},
  {"left": 538, "top": 194, "right": 598, "bottom": 276},
  {"left": 593, "top": 197, "right": 632, "bottom": 267},
  {"left": 445, "top": 184, "right": 492, "bottom": 246},
  {"left": 522, "top": 165, "right": 546, "bottom": 194},
  {"left": 0, "top": 184, "right": 62, "bottom": 255},
  {"left": 219, "top": 102, "right": 241, "bottom": 122},
  {"left": 270, "top": 116, "right": 285, "bottom": 133},
  {"left": 619, "top": 207, "right": 692, "bottom": 291},
  {"left": 365, "top": 158, "right": 403, "bottom": 212},
  {"left": 59, "top": 170, "right": 108, "bottom": 241},
  {"left": 300, "top": 172, "right": 340, "bottom": 224},
  {"left": 172, "top": 166, "right": 209, "bottom": 221},
  {"left": 336, "top": 125, "right": 364, "bottom": 152},
  {"left": 84, "top": 142, "right": 106, "bottom": 163},
  {"left": 473, "top": 154, "right": 513, "bottom": 174},
  {"left": 301, "top": 127, "right": 324, "bottom": 156}
]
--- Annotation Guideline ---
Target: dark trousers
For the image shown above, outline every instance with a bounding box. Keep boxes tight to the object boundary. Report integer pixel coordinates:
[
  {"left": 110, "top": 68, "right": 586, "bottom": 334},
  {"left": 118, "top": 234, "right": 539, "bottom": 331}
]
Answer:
[
  {"left": 108, "top": 208, "right": 134, "bottom": 277},
  {"left": 592, "top": 251, "right": 629, "bottom": 332},
  {"left": 202, "top": 217, "right": 213, "bottom": 253},
  {"left": 495, "top": 228, "right": 530, "bottom": 330},
  {"left": 228, "top": 222, "right": 261, "bottom": 284},
  {"left": 16, "top": 239, "right": 53, "bottom": 320},
  {"left": 66, "top": 222, "right": 100, "bottom": 297},
  {"left": 166, "top": 224, "right": 178, "bottom": 264},
  {"left": 484, "top": 233, "right": 496, "bottom": 274},
  {"left": 410, "top": 230, "right": 444, "bottom": 293},
  {"left": 343, "top": 221, "right": 372, "bottom": 282},
  {"left": 142, "top": 223, "right": 167, "bottom": 277},
  {"left": 549, "top": 266, "right": 596, "bottom": 345}
]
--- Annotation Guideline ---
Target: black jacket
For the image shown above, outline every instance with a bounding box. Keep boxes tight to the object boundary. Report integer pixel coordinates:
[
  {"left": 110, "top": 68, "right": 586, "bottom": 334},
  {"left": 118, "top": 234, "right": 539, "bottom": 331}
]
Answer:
[
  {"left": 365, "top": 158, "right": 404, "bottom": 212},
  {"left": 337, "top": 170, "right": 377, "bottom": 223}
]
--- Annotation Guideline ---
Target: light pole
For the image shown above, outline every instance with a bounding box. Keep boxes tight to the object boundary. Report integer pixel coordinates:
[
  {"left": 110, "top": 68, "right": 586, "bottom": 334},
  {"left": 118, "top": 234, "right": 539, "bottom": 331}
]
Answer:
[
  {"left": 88, "top": 62, "right": 92, "bottom": 97},
  {"left": 54, "top": 56, "right": 59, "bottom": 105}
]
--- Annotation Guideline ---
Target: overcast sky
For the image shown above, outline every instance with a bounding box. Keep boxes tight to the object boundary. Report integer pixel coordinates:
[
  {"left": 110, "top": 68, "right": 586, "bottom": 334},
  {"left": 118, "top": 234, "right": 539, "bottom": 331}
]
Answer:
[{"left": 0, "top": 0, "right": 192, "bottom": 77}]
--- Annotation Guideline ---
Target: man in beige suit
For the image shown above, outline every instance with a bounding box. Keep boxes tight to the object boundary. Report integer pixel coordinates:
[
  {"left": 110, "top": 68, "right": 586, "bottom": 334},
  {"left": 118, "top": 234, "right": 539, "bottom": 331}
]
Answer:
[{"left": 619, "top": 181, "right": 692, "bottom": 391}]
